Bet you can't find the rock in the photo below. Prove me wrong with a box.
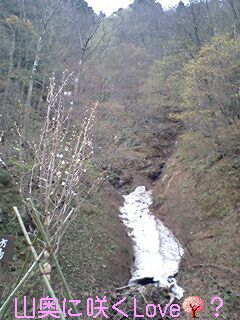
[147,162,165,180]
[110,284,176,319]
[130,277,159,286]
[119,173,133,187]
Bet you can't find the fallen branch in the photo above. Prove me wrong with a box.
[116,283,136,292]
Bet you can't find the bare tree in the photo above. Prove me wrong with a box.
[24,0,64,129]
[16,72,101,288]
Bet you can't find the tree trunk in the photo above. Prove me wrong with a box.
[3,33,16,116]
[190,305,199,318]
[234,22,240,39]
[1,32,16,145]
[38,70,47,112]
[24,36,43,129]
[191,309,198,318]
[26,36,42,108]
[228,0,240,39]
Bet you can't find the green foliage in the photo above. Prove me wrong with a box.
[182,35,240,123]
[173,35,240,218]
[153,194,165,207]
[0,168,12,187]
[140,50,189,119]
[1,0,240,315]
[106,169,121,186]
[0,0,97,135]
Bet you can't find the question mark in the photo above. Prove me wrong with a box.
[211,296,224,318]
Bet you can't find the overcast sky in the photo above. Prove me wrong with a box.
[86,0,186,16]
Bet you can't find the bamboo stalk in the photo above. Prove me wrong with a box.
[27,199,81,319]
[15,236,38,286]
[13,207,66,320]
[0,250,44,319]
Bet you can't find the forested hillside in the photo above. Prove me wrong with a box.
[0,0,240,319]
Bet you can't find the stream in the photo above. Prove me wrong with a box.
[119,186,184,299]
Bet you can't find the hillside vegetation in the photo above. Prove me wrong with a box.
[0,0,240,319]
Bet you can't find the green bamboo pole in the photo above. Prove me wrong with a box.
[27,199,81,319]
[0,250,44,320]
[15,236,38,286]
[13,207,66,320]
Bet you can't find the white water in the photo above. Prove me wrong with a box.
[119,186,184,299]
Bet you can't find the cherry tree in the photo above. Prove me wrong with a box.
[182,296,205,319]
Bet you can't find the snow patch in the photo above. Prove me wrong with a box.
[119,186,184,299]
